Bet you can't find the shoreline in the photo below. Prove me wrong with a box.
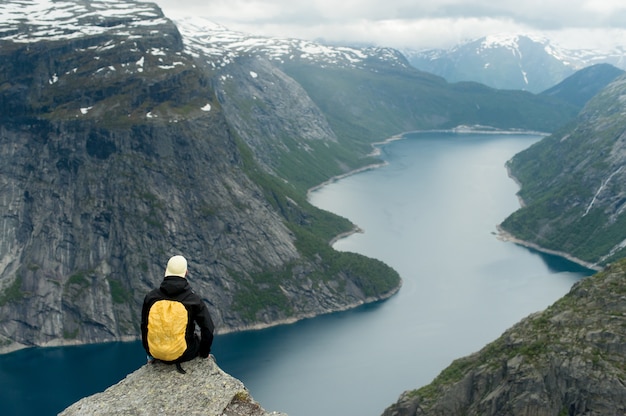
[308,126,546,199]
[218,281,402,335]
[306,160,389,198]
[329,226,364,246]
[496,226,601,272]
[308,127,546,245]
[305,134,403,244]
[0,284,403,356]
[501,153,601,272]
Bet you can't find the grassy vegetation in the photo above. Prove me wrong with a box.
[273,134,380,193]
[500,111,626,265]
[63,328,79,340]
[66,271,90,288]
[230,132,401,319]
[0,275,25,306]
[108,279,133,304]
[232,269,294,322]
[235,131,355,241]
[63,271,92,302]
[413,354,478,401]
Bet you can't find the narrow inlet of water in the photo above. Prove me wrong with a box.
[0,132,593,416]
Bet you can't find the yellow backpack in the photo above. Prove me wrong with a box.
[147,300,188,362]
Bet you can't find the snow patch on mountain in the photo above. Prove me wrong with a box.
[173,16,409,71]
[0,0,411,79]
[404,33,626,92]
[415,33,626,73]
[481,33,545,50]
[0,0,200,85]
[0,0,165,42]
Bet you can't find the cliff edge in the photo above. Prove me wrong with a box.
[60,356,286,416]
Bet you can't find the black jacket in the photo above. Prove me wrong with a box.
[141,276,214,362]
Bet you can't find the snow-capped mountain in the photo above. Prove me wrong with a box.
[0,0,409,74]
[173,17,410,71]
[0,0,192,96]
[404,34,626,93]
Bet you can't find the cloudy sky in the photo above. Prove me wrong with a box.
[155,0,626,50]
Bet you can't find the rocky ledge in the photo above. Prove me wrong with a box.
[60,356,286,416]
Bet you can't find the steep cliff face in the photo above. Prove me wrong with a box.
[60,356,287,416]
[500,74,626,267]
[382,259,626,416]
[0,0,401,352]
[214,55,339,178]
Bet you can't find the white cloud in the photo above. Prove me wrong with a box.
[582,0,626,14]
[155,0,626,50]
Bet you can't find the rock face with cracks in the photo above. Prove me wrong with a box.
[0,0,401,352]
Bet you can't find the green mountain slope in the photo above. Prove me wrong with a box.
[500,74,626,267]
[281,60,578,146]
[541,63,625,109]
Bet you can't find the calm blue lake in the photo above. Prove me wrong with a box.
[0,132,593,416]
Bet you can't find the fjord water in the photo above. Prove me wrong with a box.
[0,132,592,416]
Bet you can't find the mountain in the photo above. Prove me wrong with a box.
[381,258,626,416]
[499,73,626,268]
[0,1,581,352]
[540,63,625,108]
[405,34,626,93]
[0,0,402,352]
[176,18,578,144]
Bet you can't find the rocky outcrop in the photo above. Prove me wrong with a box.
[60,356,287,416]
[382,259,626,416]
[214,55,339,176]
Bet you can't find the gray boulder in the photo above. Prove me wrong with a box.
[60,356,286,416]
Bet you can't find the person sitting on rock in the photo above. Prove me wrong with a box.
[141,255,215,373]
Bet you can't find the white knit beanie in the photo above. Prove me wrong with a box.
[165,255,187,278]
